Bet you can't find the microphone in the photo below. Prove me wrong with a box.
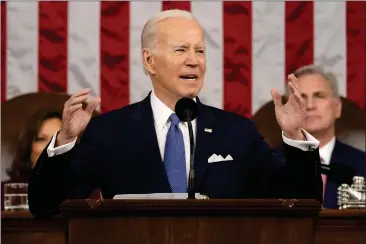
[175,97,198,199]
[320,163,356,185]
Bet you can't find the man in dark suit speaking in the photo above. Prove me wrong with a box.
[28,9,322,217]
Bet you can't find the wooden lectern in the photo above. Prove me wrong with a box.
[61,199,321,244]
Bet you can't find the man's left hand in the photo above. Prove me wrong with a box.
[271,74,305,140]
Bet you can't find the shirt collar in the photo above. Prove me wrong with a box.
[319,137,336,165]
[150,90,197,130]
[151,90,175,130]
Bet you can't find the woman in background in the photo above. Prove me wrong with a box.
[2,109,101,211]
[2,110,62,210]
[7,110,62,181]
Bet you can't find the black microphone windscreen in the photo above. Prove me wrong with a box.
[175,97,198,122]
[322,163,355,185]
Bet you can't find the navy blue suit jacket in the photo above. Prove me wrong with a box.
[323,141,365,209]
[28,94,322,217]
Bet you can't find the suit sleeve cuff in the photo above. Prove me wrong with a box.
[282,129,319,151]
[47,131,77,157]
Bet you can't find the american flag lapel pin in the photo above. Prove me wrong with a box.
[204,128,212,133]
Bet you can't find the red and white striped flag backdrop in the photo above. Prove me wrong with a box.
[1,1,365,117]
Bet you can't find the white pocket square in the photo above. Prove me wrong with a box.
[208,154,234,163]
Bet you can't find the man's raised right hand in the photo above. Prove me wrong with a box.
[56,88,101,146]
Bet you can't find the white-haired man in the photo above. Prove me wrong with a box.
[28,10,322,217]
[278,64,365,208]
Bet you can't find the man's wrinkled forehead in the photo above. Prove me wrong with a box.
[155,17,205,45]
[298,73,329,88]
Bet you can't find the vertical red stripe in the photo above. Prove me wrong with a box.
[162,1,191,11]
[38,2,68,93]
[1,1,6,102]
[346,2,365,108]
[100,1,130,113]
[285,1,314,76]
[223,1,252,117]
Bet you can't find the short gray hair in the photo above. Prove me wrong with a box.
[140,9,196,75]
[293,64,340,97]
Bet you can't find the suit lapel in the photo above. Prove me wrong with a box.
[194,100,216,190]
[131,94,171,192]
[130,95,216,193]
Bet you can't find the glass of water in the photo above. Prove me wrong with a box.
[4,182,29,211]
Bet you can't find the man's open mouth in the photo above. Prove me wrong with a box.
[179,75,198,81]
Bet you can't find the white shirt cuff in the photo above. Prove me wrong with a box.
[282,129,319,151]
[47,131,77,157]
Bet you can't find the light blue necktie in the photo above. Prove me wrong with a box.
[164,113,187,192]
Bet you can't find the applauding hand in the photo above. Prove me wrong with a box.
[271,74,306,140]
[57,88,101,146]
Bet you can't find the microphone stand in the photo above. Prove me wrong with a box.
[187,120,196,199]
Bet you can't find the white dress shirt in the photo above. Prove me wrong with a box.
[47,90,320,178]
[319,137,336,165]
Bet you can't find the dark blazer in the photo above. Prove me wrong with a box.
[28,94,322,217]
[323,141,365,209]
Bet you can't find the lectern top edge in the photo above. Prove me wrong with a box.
[60,198,322,218]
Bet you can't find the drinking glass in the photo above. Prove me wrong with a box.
[4,182,29,211]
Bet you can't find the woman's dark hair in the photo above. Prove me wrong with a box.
[7,109,62,181]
